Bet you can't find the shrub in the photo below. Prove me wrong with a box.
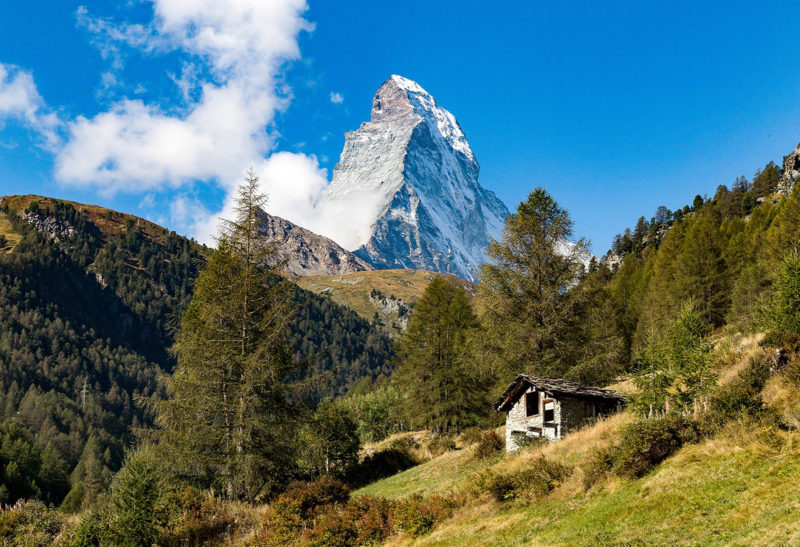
[284,476,350,519]
[0,500,64,544]
[581,448,615,490]
[782,354,800,383]
[305,508,358,547]
[426,435,457,457]
[514,433,545,450]
[611,414,701,478]
[479,457,570,502]
[156,487,234,546]
[708,356,771,427]
[259,477,350,546]
[260,487,461,544]
[260,496,304,546]
[472,429,504,460]
[391,495,459,537]
[345,446,418,488]
[347,496,394,545]
[459,427,483,446]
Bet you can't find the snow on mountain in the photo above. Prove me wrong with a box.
[314,75,509,281]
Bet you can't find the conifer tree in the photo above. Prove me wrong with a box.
[148,169,298,501]
[393,277,483,434]
[477,188,589,379]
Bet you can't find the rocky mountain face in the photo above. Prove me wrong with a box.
[778,141,800,195]
[315,75,509,281]
[259,211,372,277]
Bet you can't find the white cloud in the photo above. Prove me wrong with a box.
[0,63,60,148]
[55,0,313,241]
[252,152,382,250]
[4,1,375,251]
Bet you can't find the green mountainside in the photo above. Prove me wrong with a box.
[0,195,393,509]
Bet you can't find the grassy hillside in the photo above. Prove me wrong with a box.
[296,269,474,333]
[337,334,800,546]
[411,425,800,546]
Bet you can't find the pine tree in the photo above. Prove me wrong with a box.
[147,170,299,501]
[393,277,483,434]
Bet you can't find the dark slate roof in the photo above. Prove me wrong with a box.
[496,374,626,412]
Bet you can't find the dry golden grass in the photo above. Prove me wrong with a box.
[605,377,636,395]
[362,430,433,460]
[0,214,21,252]
[717,332,766,386]
[219,501,267,545]
[763,374,800,429]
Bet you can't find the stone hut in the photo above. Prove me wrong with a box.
[496,375,625,451]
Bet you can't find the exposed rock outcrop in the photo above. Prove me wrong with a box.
[778,141,800,196]
[259,211,372,277]
[22,212,76,244]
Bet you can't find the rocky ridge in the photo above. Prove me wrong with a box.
[778,141,800,195]
[259,210,372,277]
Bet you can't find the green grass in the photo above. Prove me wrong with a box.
[354,446,496,500]
[409,427,800,546]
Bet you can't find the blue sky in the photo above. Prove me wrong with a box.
[1,1,799,253]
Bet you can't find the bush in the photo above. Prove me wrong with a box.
[459,426,484,445]
[581,448,615,490]
[472,429,504,460]
[345,446,419,488]
[284,476,350,519]
[514,433,545,450]
[346,496,394,544]
[391,495,459,537]
[0,500,64,544]
[479,457,570,502]
[426,435,457,457]
[611,414,701,478]
[259,485,461,544]
[260,477,350,546]
[156,487,234,546]
[708,356,771,427]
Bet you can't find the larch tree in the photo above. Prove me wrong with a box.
[477,187,590,381]
[147,169,299,501]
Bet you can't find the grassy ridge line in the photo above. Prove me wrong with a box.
[1,194,178,243]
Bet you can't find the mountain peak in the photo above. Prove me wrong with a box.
[388,74,427,94]
[315,77,509,281]
[374,75,474,161]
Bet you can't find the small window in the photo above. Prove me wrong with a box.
[543,399,555,422]
[525,391,539,416]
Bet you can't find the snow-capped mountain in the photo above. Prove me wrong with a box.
[315,75,509,281]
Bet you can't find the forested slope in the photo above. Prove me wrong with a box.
[0,195,393,508]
